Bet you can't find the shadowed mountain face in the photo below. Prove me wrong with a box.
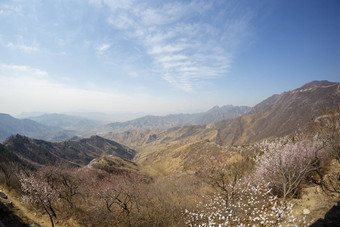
[215,81,340,146]
[2,134,136,166]
[0,200,30,227]
[107,105,251,132]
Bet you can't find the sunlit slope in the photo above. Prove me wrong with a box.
[214,81,340,146]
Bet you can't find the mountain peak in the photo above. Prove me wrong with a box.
[4,134,30,144]
[0,113,11,117]
[297,80,336,90]
[208,105,220,111]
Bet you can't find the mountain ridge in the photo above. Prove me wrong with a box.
[214,81,340,146]
[2,134,136,167]
[107,105,251,132]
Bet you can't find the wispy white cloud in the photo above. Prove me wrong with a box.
[2,35,39,53]
[96,43,111,52]
[0,64,47,78]
[0,3,23,16]
[6,42,38,52]
[89,0,133,10]
[89,0,253,91]
[107,13,135,29]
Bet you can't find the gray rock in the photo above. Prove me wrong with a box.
[0,191,7,200]
[303,208,311,215]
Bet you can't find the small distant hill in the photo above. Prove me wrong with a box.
[3,134,136,166]
[28,113,100,131]
[88,155,139,174]
[107,105,251,132]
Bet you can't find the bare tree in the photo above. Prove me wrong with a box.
[313,107,340,160]
[0,161,16,188]
[198,160,251,204]
[94,172,141,225]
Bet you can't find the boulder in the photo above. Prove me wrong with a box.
[0,191,7,200]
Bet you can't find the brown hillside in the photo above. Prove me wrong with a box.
[215,81,340,146]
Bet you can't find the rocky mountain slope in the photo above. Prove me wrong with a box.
[215,80,340,146]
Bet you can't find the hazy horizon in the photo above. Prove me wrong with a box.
[12,103,251,122]
[1,0,339,116]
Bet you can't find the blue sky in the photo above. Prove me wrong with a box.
[0,0,339,116]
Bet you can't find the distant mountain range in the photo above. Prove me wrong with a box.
[17,112,148,123]
[107,105,251,132]
[100,80,340,175]
[1,105,251,143]
[0,113,75,143]
[2,80,339,153]
[0,80,339,177]
[28,113,100,131]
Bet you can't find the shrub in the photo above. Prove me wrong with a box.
[255,140,327,198]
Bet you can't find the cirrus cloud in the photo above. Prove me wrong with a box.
[90,0,254,91]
